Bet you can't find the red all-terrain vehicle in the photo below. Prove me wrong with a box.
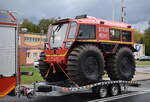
[38,15,136,86]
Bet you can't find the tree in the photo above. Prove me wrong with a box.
[38,18,56,34]
[143,29,150,56]
[20,19,40,33]
[20,18,56,34]
[134,30,143,43]
[32,24,40,33]
[143,21,150,56]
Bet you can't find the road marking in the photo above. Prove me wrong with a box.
[88,91,150,102]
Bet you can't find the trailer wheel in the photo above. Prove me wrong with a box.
[109,84,120,96]
[105,47,135,81]
[97,86,108,98]
[66,45,104,86]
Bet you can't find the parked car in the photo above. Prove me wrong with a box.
[137,56,150,61]
[34,60,39,68]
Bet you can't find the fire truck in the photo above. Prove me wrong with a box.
[0,10,18,98]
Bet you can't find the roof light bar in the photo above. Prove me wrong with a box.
[75,14,87,19]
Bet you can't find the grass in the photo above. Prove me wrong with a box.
[21,61,150,84]
[136,61,150,66]
[21,66,44,84]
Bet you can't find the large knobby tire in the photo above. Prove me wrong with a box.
[105,47,135,81]
[66,45,105,86]
[38,52,67,82]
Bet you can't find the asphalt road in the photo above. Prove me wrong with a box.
[0,80,150,102]
[1,67,150,102]
[136,66,150,72]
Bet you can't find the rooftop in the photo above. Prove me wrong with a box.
[56,15,132,29]
[75,17,131,28]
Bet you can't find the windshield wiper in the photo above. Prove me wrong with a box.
[52,29,55,43]
[52,24,63,44]
[54,24,63,32]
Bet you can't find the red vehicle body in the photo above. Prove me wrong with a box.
[39,15,136,86]
[44,16,134,65]
[0,10,19,97]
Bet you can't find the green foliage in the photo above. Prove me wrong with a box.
[20,19,40,33]
[21,67,44,84]
[143,28,150,56]
[39,18,56,34]
[136,61,150,66]
[143,20,150,56]
[134,30,143,43]
[20,18,56,34]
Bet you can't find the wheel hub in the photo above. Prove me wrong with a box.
[99,87,107,98]
[111,86,119,96]
[83,56,99,80]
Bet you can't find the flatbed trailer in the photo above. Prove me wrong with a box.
[20,80,140,99]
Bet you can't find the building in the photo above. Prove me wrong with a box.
[19,33,47,65]
[134,44,145,59]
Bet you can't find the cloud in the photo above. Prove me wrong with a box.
[0,0,150,28]
[126,0,150,24]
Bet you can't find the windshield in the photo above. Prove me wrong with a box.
[48,23,68,49]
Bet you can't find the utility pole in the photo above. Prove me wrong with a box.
[121,0,126,22]
[112,0,115,21]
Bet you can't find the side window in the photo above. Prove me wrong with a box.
[78,24,96,39]
[122,31,132,42]
[110,29,120,41]
[68,22,77,39]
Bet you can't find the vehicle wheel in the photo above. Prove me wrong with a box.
[38,52,67,82]
[105,47,135,80]
[96,86,108,98]
[109,84,120,96]
[66,45,105,86]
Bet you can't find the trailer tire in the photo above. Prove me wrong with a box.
[109,84,120,96]
[66,45,104,86]
[97,86,108,98]
[105,47,135,81]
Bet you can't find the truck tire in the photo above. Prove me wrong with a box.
[38,52,67,82]
[66,45,104,86]
[105,47,135,81]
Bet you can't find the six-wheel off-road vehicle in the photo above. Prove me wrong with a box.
[38,15,136,86]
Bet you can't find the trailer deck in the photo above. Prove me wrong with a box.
[19,80,140,99]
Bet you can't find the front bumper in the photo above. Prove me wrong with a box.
[45,55,66,64]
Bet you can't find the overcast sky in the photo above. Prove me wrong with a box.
[0,0,150,31]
